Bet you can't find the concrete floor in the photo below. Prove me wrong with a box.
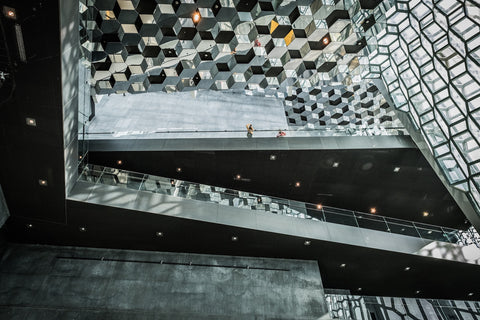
[87,91,288,139]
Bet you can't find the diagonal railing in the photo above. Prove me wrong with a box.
[77,164,480,247]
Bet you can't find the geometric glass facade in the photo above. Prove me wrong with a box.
[370,0,480,219]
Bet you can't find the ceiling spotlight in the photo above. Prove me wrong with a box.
[316,204,322,210]
[176,167,182,173]
[370,207,376,214]
[235,174,241,180]
[423,211,429,217]
[427,230,432,234]
[192,10,201,24]
[269,154,277,161]
[357,287,362,291]
[295,181,301,187]
[79,155,83,160]
[304,240,311,246]
[393,167,400,172]
[79,227,87,232]
[340,263,346,268]
[404,266,411,271]
[231,236,238,241]
[116,160,123,165]
[156,231,163,237]
[38,179,48,186]
[468,292,474,296]
[26,223,33,228]
[332,162,339,168]
[3,7,16,19]
[322,36,330,45]
[415,290,421,294]
[26,117,37,127]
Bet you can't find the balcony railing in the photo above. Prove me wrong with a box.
[324,290,479,320]
[83,126,407,140]
[77,164,480,247]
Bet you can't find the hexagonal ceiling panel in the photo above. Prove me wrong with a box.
[80,0,403,130]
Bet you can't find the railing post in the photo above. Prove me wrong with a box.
[98,166,106,184]
[352,211,360,227]
[413,223,423,239]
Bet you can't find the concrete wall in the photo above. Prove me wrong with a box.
[0,243,328,319]
[60,0,80,194]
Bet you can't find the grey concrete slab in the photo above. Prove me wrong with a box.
[68,182,479,263]
[0,243,327,319]
[86,135,416,152]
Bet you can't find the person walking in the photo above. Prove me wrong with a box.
[246,123,254,138]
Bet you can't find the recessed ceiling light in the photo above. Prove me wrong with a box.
[38,179,48,186]
[156,231,163,237]
[393,167,400,172]
[231,236,238,241]
[235,174,241,180]
[116,160,123,165]
[404,267,411,271]
[295,181,301,187]
[304,240,311,246]
[423,211,429,217]
[269,154,277,161]
[79,227,87,232]
[427,230,432,234]
[26,117,37,126]
[316,204,322,210]
[340,263,346,268]
[79,155,83,160]
[401,228,405,232]
[468,292,474,296]
[322,36,330,45]
[417,167,423,171]
[192,10,201,24]
[176,167,182,173]
[4,7,16,19]
[370,207,376,214]
[26,223,33,228]
[357,287,362,291]
[415,290,421,294]
[332,162,339,167]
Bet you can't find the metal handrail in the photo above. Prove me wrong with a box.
[77,163,480,247]
[82,126,407,139]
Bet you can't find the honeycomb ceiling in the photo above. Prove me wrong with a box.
[81,0,403,129]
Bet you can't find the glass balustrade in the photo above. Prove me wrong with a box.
[77,164,480,247]
[83,126,407,140]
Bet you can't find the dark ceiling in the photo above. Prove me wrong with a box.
[3,200,479,301]
[88,148,468,229]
